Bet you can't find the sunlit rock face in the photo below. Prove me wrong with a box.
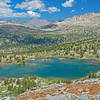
[57,13,100,26]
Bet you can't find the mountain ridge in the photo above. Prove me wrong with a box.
[0,13,100,28]
[0,13,100,52]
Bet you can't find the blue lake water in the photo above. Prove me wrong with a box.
[0,58,100,79]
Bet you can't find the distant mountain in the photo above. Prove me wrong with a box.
[25,18,51,28]
[56,13,100,26]
[42,13,100,33]
[6,13,100,29]
[8,18,52,28]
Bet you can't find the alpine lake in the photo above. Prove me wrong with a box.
[0,57,100,79]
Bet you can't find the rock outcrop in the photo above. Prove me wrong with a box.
[16,79,100,100]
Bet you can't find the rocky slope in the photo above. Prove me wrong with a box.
[42,13,100,34]
[57,13,100,26]
[16,79,100,100]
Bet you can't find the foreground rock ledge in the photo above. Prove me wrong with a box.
[16,81,100,100]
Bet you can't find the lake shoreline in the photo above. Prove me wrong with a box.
[1,54,100,66]
[0,57,100,80]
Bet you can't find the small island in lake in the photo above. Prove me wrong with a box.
[25,63,37,66]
